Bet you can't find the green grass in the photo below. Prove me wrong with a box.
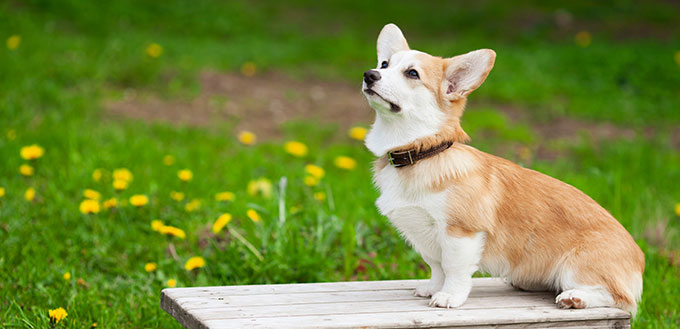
[1,0,680,328]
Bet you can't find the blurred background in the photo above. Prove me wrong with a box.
[1,0,679,327]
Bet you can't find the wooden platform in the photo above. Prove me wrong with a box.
[161,278,630,329]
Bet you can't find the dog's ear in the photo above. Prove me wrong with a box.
[443,49,496,98]
[377,24,410,64]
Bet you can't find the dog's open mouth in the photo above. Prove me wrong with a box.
[364,89,401,112]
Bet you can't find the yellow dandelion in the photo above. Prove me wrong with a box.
[334,156,357,170]
[146,43,163,58]
[237,131,257,145]
[212,213,232,233]
[247,178,272,198]
[247,209,261,222]
[185,256,206,271]
[24,187,35,201]
[167,278,177,287]
[92,169,102,182]
[184,199,201,212]
[163,154,175,166]
[215,191,235,202]
[170,191,185,201]
[20,144,44,160]
[7,35,21,51]
[113,179,129,191]
[151,219,164,231]
[113,168,133,182]
[91,323,97,328]
[0,187,5,198]
[675,203,680,217]
[284,141,308,157]
[178,169,193,182]
[79,199,101,214]
[159,225,186,239]
[575,30,592,47]
[63,272,71,280]
[19,164,34,176]
[304,176,319,186]
[241,61,257,77]
[314,192,326,201]
[675,51,680,67]
[103,197,118,209]
[83,189,101,200]
[144,262,157,272]
[348,126,368,141]
[7,129,16,140]
[129,194,149,207]
[48,307,68,323]
[304,164,325,179]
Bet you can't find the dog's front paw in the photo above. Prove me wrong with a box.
[428,291,467,309]
[414,282,440,298]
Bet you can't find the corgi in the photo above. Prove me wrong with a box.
[362,23,644,315]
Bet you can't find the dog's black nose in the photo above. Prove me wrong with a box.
[364,70,381,85]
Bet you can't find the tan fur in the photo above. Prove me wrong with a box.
[379,52,645,313]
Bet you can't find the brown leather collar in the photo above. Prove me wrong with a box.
[387,141,454,168]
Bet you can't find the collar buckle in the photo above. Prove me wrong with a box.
[388,149,414,168]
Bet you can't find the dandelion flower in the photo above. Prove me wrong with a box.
[575,31,592,47]
[144,262,157,272]
[247,209,261,222]
[167,278,177,287]
[0,187,5,198]
[103,198,118,209]
[284,141,308,157]
[129,194,149,207]
[304,176,319,186]
[163,155,175,166]
[113,168,133,183]
[20,144,44,160]
[237,131,257,145]
[146,43,163,58]
[185,256,206,271]
[334,156,357,170]
[305,164,325,179]
[675,203,680,217]
[348,126,368,141]
[314,192,326,201]
[184,199,201,212]
[178,169,193,182]
[48,307,68,323]
[19,164,34,176]
[24,187,35,201]
[241,61,257,77]
[79,199,101,214]
[170,191,185,201]
[6,35,20,51]
[159,225,186,239]
[151,219,164,231]
[247,178,272,198]
[113,179,128,191]
[215,191,235,202]
[83,189,101,200]
[212,213,232,233]
[92,169,102,182]
[63,272,71,280]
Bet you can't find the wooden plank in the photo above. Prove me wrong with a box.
[160,278,631,329]
[163,278,504,298]
[202,307,629,329]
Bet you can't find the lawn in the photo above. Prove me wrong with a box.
[1,0,680,328]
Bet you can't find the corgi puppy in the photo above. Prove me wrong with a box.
[362,24,644,315]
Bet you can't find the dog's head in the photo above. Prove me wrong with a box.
[362,23,496,156]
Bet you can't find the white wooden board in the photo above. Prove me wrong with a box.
[161,278,630,329]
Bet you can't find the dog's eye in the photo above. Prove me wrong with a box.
[406,69,420,79]
[380,61,388,69]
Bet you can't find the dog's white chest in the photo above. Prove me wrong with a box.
[374,165,448,260]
